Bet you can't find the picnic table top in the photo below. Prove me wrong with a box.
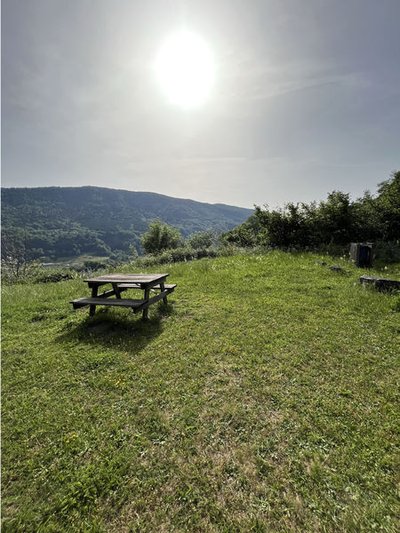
[84,273,169,285]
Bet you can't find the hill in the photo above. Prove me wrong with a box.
[2,252,399,531]
[1,186,252,261]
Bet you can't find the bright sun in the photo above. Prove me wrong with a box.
[155,30,215,109]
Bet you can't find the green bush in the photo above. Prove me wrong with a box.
[1,261,78,285]
[187,231,215,249]
[374,241,400,264]
[1,259,43,284]
[141,221,182,254]
[134,246,224,267]
[222,214,262,248]
[36,270,77,283]
[83,260,109,271]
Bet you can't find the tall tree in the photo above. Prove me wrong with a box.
[141,221,182,254]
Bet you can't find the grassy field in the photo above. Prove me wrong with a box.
[2,252,399,532]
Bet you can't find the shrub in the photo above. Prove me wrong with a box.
[374,241,400,264]
[222,214,262,248]
[83,260,108,271]
[1,261,78,284]
[36,270,77,283]
[134,246,224,267]
[1,259,42,284]
[187,231,215,249]
[141,221,182,254]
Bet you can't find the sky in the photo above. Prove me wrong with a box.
[2,0,400,208]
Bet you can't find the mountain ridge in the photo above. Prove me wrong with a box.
[2,186,252,261]
[3,185,252,209]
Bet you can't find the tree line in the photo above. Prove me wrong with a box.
[223,171,400,255]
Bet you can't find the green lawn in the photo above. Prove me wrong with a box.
[2,252,399,532]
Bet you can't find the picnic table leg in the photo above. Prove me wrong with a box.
[142,288,150,320]
[89,285,98,316]
[160,281,168,305]
[112,283,121,298]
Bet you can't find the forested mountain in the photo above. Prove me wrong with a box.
[2,186,252,261]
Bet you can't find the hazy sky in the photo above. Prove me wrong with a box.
[2,0,400,208]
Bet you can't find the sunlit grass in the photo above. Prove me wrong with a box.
[2,252,399,531]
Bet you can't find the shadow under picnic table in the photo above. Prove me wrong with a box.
[57,303,175,353]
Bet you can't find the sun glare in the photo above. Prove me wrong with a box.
[155,30,215,109]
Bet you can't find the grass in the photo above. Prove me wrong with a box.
[2,251,399,532]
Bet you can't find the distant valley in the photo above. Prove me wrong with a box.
[1,186,252,262]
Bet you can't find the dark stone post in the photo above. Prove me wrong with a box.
[350,243,373,267]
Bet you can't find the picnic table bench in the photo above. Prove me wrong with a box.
[71,273,176,320]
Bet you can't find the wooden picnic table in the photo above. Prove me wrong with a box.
[71,273,176,320]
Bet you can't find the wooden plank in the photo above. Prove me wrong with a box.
[71,299,91,309]
[87,281,108,289]
[136,286,176,312]
[143,276,169,290]
[118,283,177,290]
[111,283,122,299]
[84,273,169,284]
[89,285,98,316]
[71,297,144,309]
[142,287,150,320]
[97,287,127,298]
[71,288,128,308]
[160,281,167,304]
